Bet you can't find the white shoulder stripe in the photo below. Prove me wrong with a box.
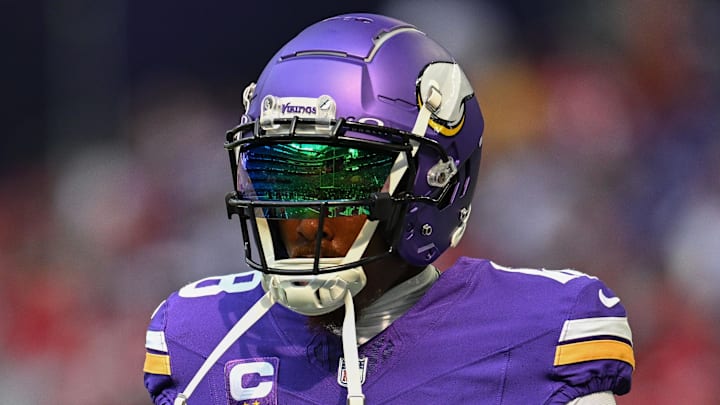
[559,317,632,344]
[490,261,596,284]
[146,330,168,352]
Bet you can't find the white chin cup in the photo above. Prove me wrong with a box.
[261,258,367,316]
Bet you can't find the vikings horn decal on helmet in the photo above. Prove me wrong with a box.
[417,62,475,137]
[224,13,484,315]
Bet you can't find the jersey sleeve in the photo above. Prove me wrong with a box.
[549,278,634,403]
[143,299,180,405]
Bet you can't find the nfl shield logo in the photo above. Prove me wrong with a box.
[337,357,368,387]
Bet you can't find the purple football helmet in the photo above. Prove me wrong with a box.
[225,13,484,284]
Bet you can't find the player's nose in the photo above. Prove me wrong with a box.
[296,218,335,241]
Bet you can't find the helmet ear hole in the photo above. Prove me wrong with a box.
[460,159,474,198]
[383,170,413,245]
[438,157,475,209]
[437,182,460,210]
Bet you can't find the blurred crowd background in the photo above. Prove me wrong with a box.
[2,1,719,403]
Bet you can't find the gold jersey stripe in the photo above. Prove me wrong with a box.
[554,339,635,369]
[143,352,171,375]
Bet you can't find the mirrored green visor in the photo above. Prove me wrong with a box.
[237,143,396,219]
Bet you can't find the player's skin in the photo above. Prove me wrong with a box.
[277,216,424,328]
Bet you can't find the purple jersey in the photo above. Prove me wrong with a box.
[143,258,634,404]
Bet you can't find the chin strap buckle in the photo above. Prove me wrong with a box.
[347,394,366,405]
[173,393,188,405]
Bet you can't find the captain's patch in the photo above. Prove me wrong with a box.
[225,357,279,405]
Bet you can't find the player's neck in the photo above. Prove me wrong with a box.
[355,265,440,344]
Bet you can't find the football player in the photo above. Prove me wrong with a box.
[143,13,634,405]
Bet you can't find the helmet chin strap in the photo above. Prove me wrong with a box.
[342,291,365,405]
[262,259,366,316]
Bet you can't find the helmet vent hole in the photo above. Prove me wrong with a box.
[462,175,471,197]
[460,160,473,198]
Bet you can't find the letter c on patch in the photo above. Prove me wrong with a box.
[228,361,275,400]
